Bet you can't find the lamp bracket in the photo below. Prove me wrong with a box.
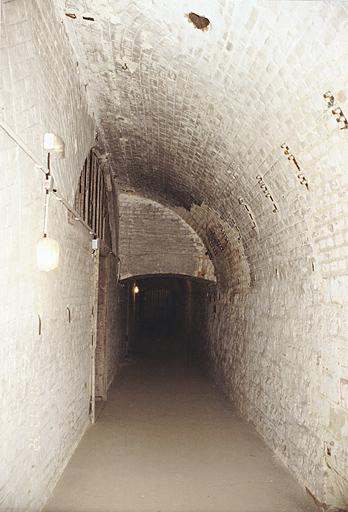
[44,175,55,192]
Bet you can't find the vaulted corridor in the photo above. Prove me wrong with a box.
[1,0,348,511]
[44,336,316,512]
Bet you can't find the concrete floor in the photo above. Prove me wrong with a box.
[44,344,317,512]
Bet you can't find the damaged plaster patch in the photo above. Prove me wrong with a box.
[186,12,210,31]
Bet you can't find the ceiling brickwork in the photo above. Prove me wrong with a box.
[58,0,348,284]
[118,193,215,281]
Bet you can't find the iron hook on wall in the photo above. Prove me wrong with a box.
[281,143,309,191]
[256,175,279,213]
[323,91,348,129]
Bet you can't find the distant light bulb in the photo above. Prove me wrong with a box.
[37,236,60,271]
[133,285,140,294]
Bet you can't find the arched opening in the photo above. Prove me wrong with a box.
[121,274,214,363]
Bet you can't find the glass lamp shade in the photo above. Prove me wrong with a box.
[37,236,60,271]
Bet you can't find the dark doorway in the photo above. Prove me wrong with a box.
[122,274,212,362]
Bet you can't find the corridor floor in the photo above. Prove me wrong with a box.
[44,346,317,512]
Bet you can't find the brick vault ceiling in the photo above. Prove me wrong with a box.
[58,0,348,259]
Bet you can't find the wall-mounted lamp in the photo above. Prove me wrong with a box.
[133,285,140,294]
[37,134,64,272]
[0,122,97,267]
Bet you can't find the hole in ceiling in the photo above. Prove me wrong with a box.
[186,12,210,31]
[82,15,95,21]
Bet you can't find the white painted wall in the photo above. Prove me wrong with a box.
[0,0,96,508]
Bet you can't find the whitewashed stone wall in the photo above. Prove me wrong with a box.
[0,0,96,509]
[207,275,348,510]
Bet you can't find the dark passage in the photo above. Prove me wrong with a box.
[124,275,211,363]
[133,276,185,339]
